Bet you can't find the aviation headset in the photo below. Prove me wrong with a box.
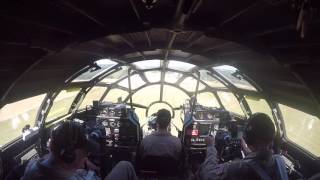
[243,119,255,145]
[51,121,86,163]
[243,113,275,146]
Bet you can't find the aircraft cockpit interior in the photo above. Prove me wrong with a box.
[1,0,320,180]
[1,59,319,179]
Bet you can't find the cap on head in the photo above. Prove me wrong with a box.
[156,109,171,129]
[244,113,275,146]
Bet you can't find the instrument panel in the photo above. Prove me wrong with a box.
[101,118,121,129]
[90,102,141,147]
[182,102,245,162]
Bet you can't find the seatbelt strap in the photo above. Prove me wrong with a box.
[274,155,289,180]
[246,160,272,180]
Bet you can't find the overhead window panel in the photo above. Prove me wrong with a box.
[199,70,226,88]
[197,92,220,108]
[279,104,320,156]
[217,91,244,116]
[104,89,129,103]
[179,77,206,92]
[162,85,189,108]
[101,66,129,84]
[213,65,257,91]
[132,60,161,70]
[144,71,161,83]
[73,59,117,82]
[132,85,161,107]
[168,60,195,72]
[165,71,183,84]
[118,74,145,89]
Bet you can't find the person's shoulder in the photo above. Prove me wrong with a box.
[142,134,155,140]
[168,135,181,141]
[167,135,182,147]
[141,134,156,143]
[227,159,250,172]
[22,159,41,179]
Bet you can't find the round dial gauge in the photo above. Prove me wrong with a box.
[102,120,109,127]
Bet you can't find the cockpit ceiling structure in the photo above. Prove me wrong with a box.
[1,0,320,117]
[2,29,319,117]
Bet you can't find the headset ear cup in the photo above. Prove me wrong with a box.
[244,134,253,145]
[60,147,76,163]
[244,124,254,145]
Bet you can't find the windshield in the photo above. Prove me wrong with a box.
[79,87,106,109]
[47,89,81,122]
[73,59,117,82]
[85,60,245,133]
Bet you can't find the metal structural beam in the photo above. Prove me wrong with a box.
[60,0,105,27]
[219,1,261,27]
[128,0,142,21]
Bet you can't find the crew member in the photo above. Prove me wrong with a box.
[22,121,137,180]
[198,113,288,180]
[139,109,182,160]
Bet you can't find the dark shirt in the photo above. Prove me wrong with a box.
[21,156,100,180]
[140,131,182,160]
[198,145,288,180]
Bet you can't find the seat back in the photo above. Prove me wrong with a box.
[139,156,179,177]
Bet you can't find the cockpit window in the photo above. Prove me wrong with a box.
[73,59,117,82]
[133,107,147,124]
[103,88,129,103]
[162,85,189,108]
[279,104,320,156]
[167,61,195,72]
[47,89,81,122]
[79,86,106,109]
[144,71,161,83]
[101,66,129,84]
[165,71,183,84]
[199,70,226,88]
[132,60,161,70]
[245,96,273,121]
[118,74,145,89]
[197,92,220,108]
[0,94,46,147]
[74,60,261,123]
[132,85,161,106]
[217,91,244,116]
[213,65,257,91]
[179,77,206,92]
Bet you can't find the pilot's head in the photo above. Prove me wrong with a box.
[156,109,171,129]
[49,121,89,169]
[243,113,275,149]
